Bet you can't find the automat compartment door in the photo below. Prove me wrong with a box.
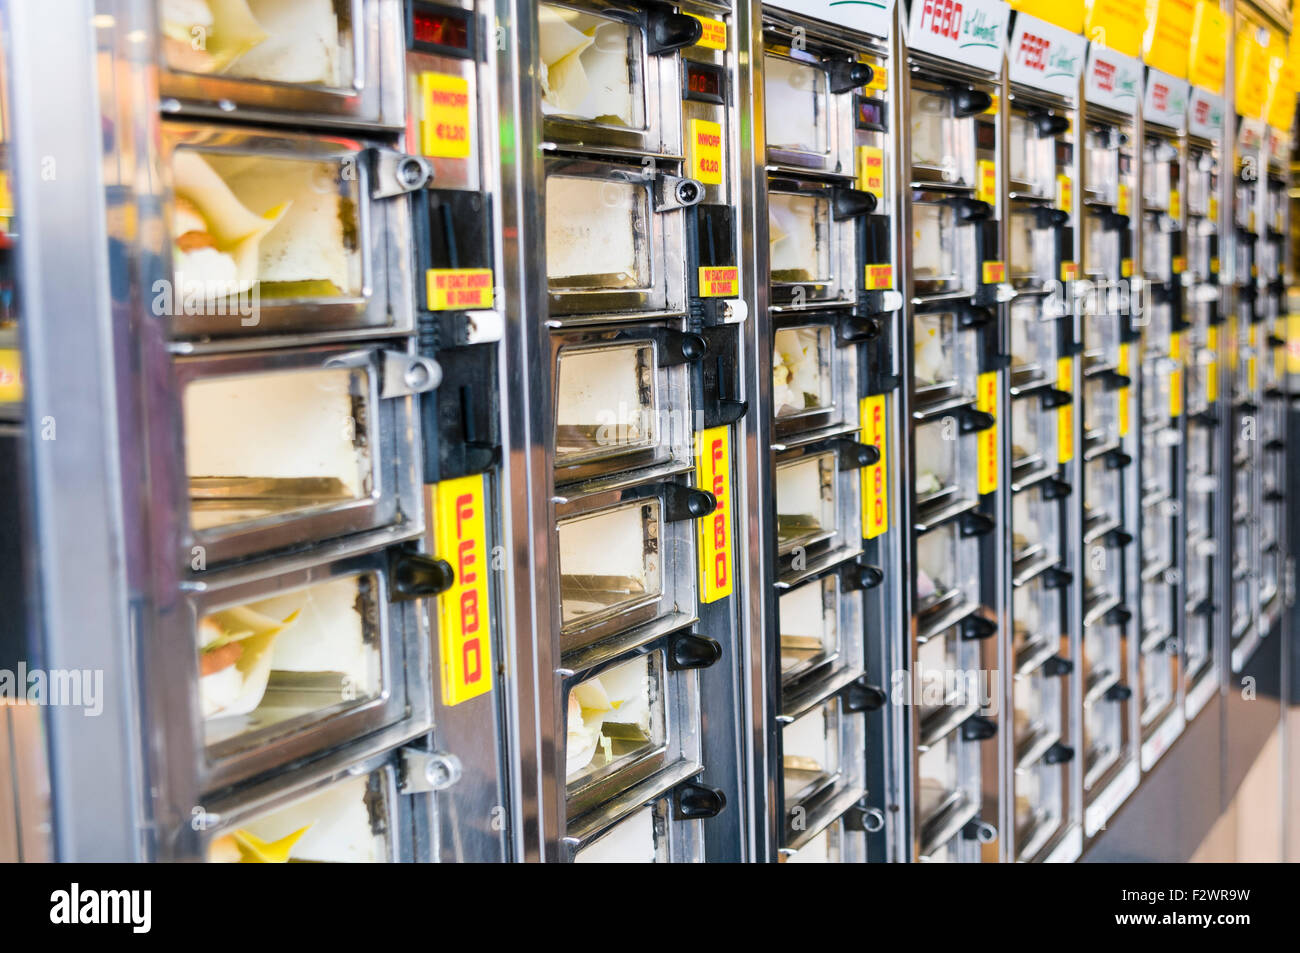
[537,0,701,155]
[188,552,417,792]
[176,344,433,566]
[162,124,424,342]
[545,156,700,318]
[157,0,400,126]
[764,41,867,176]
[204,754,406,862]
[767,179,859,306]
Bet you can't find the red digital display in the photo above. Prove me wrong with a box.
[413,8,470,52]
[684,63,725,103]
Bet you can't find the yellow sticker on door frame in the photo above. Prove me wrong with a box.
[433,474,493,706]
[1057,356,1074,463]
[688,118,723,185]
[419,72,472,159]
[977,371,998,495]
[861,394,889,539]
[696,426,734,602]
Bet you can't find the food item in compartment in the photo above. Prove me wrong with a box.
[915,470,941,497]
[539,5,635,127]
[565,659,653,782]
[914,314,951,386]
[164,0,348,87]
[171,150,285,302]
[772,328,826,416]
[208,825,310,863]
[197,605,300,718]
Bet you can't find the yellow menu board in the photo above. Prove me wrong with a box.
[1235,29,1271,119]
[1011,0,1085,33]
[1144,0,1195,79]
[1084,0,1146,57]
[1265,49,1296,130]
[1187,1,1229,94]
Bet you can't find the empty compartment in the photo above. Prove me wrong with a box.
[1009,297,1055,389]
[916,625,976,722]
[783,699,840,807]
[914,310,978,396]
[180,364,371,538]
[574,803,667,863]
[1082,211,1117,278]
[1141,214,1172,281]
[917,729,980,859]
[916,519,980,616]
[1013,575,1060,673]
[1011,397,1055,479]
[765,53,831,161]
[1008,111,1055,197]
[1140,648,1173,725]
[207,767,395,862]
[565,652,666,795]
[911,195,975,297]
[553,329,686,478]
[1016,760,1064,857]
[547,171,650,296]
[558,499,663,635]
[1085,125,1119,205]
[775,451,837,554]
[779,574,839,682]
[1008,205,1055,288]
[910,85,973,185]
[1013,670,1060,756]
[1083,695,1121,788]
[769,186,850,303]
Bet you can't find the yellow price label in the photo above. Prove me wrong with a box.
[1169,331,1183,417]
[857,146,885,199]
[688,13,727,50]
[1118,342,1131,436]
[419,72,472,159]
[688,118,723,185]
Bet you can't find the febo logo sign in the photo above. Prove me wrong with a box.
[1152,82,1168,110]
[1018,29,1049,71]
[918,0,962,39]
[1008,15,1086,96]
[1093,59,1116,93]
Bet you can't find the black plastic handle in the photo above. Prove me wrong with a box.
[951,87,993,118]
[647,9,702,54]
[843,676,887,713]
[961,714,998,742]
[674,781,726,820]
[832,187,878,220]
[662,483,717,522]
[841,562,885,592]
[1043,655,1074,677]
[827,58,874,94]
[669,633,723,671]
[390,551,455,601]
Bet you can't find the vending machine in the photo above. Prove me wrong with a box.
[521,0,745,861]
[1001,9,1087,864]
[1077,40,1143,840]
[751,0,901,863]
[1182,80,1228,724]
[901,0,1011,862]
[1134,67,1188,770]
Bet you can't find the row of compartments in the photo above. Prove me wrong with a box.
[197,740,717,863]
[156,0,734,152]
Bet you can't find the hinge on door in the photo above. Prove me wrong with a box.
[399,748,463,794]
[368,149,434,199]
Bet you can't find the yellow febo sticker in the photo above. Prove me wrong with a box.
[1057,356,1074,464]
[688,13,727,50]
[427,268,494,310]
[696,426,734,603]
[1169,188,1180,220]
[0,350,21,404]
[1057,174,1073,214]
[698,266,739,297]
[982,261,1005,284]
[977,159,997,205]
[860,394,889,539]
[1117,184,1130,217]
[1117,343,1131,437]
[419,72,472,159]
[689,118,723,186]
[1169,331,1183,417]
[1206,325,1219,401]
[433,474,494,706]
[857,146,885,200]
[976,371,998,495]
